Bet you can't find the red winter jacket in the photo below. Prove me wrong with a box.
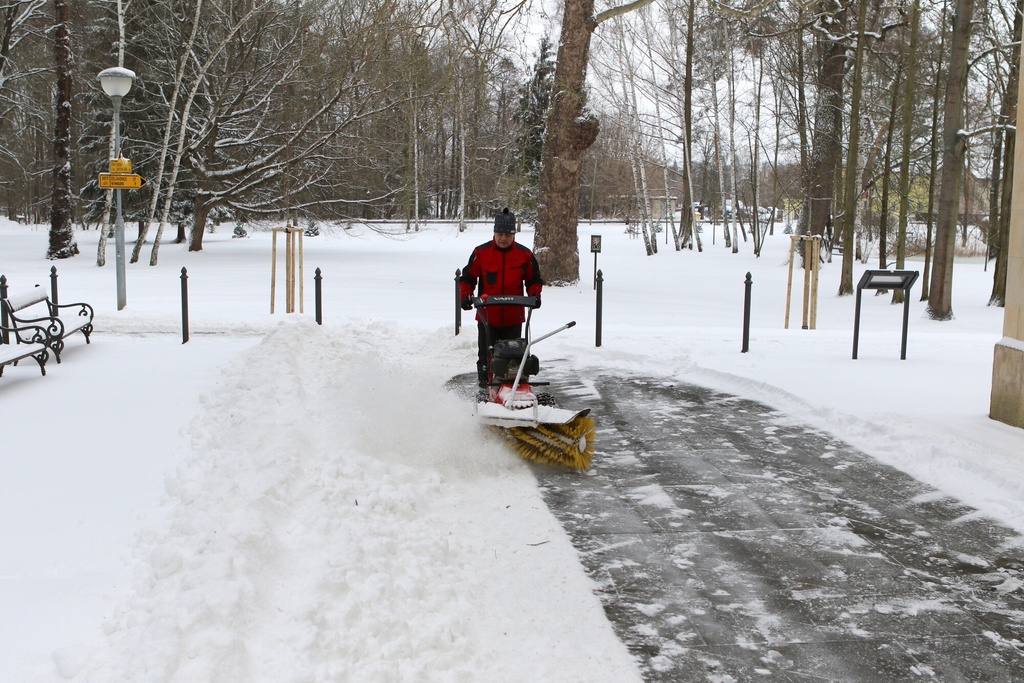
[459,239,543,327]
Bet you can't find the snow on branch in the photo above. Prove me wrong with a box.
[594,0,656,27]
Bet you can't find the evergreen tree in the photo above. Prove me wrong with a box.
[509,36,554,220]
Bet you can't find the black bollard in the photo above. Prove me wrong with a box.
[50,266,59,306]
[455,269,462,336]
[314,268,323,325]
[180,267,189,344]
[595,269,603,348]
[742,272,752,353]
[0,274,8,344]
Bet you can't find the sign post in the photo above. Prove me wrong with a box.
[99,172,146,189]
[852,270,920,360]
[591,235,602,290]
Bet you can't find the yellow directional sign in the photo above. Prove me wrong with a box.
[99,173,146,189]
[109,158,132,174]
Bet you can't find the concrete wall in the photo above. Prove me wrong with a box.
[990,48,1024,429]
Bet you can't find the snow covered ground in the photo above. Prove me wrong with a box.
[1,217,1019,681]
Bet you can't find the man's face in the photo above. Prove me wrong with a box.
[494,231,515,248]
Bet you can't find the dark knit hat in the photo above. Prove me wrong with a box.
[493,208,516,234]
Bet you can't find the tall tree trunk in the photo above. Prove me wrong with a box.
[669,4,700,251]
[190,199,209,250]
[535,0,654,284]
[894,0,920,305]
[724,26,741,253]
[618,25,655,256]
[799,3,846,244]
[459,102,466,232]
[682,0,696,249]
[993,129,1014,304]
[751,48,764,257]
[710,58,731,249]
[412,90,421,232]
[877,74,900,277]
[990,0,1022,306]
[535,0,600,284]
[630,158,654,255]
[640,9,676,251]
[47,0,76,260]
[927,0,975,320]
[796,25,809,188]
[837,0,869,295]
[988,90,1004,272]
[921,0,949,301]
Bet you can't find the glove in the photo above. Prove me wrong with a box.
[533,295,542,309]
[461,297,473,311]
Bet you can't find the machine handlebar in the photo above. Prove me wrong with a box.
[473,295,538,309]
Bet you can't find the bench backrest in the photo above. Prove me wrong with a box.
[2,288,48,314]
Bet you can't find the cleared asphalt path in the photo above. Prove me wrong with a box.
[524,371,1024,682]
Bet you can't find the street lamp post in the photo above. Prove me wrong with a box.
[97,67,136,311]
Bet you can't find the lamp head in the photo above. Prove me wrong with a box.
[97,67,136,99]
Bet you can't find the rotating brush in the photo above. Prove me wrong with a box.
[497,414,596,471]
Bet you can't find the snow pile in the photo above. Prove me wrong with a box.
[56,322,639,682]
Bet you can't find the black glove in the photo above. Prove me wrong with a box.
[461,297,474,311]
[533,295,542,309]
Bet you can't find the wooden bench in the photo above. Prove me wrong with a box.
[1,287,94,363]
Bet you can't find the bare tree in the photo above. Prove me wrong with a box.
[798,2,847,246]
[534,0,654,284]
[130,0,203,264]
[836,0,869,295]
[927,0,975,320]
[988,0,1022,306]
[893,0,921,306]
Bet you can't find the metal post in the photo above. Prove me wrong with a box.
[112,94,127,311]
[50,266,59,306]
[270,229,278,313]
[901,293,911,360]
[595,269,604,348]
[180,267,189,344]
[742,272,752,353]
[314,267,323,325]
[784,236,796,329]
[852,285,864,360]
[455,269,462,336]
[0,274,8,344]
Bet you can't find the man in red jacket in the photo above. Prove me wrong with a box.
[459,208,544,387]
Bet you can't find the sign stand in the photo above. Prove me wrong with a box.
[852,270,919,360]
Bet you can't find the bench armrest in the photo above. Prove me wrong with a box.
[0,321,54,346]
[6,311,65,339]
[50,300,95,322]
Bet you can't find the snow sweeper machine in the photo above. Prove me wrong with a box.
[471,295,596,470]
